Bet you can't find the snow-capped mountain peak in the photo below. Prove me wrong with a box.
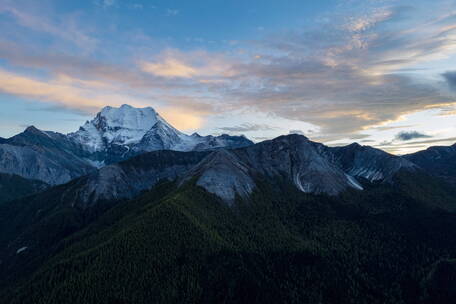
[68,104,254,157]
[98,104,161,132]
[69,104,175,151]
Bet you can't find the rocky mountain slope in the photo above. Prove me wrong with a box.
[61,150,209,208]
[4,134,416,208]
[183,135,417,202]
[0,126,95,185]
[405,143,456,184]
[0,133,455,304]
[0,105,253,184]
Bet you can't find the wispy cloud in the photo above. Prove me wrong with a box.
[0,68,138,113]
[289,130,305,135]
[394,131,431,141]
[0,66,213,130]
[165,9,179,16]
[376,136,456,153]
[0,4,97,50]
[141,58,197,78]
[94,0,116,8]
[374,125,416,131]
[130,3,143,10]
[219,123,277,133]
[0,0,455,147]
[217,3,456,140]
[140,49,234,79]
[442,71,456,91]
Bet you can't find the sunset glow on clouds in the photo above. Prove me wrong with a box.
[0,0,456,154]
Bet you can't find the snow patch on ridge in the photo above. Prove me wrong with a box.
[16,246,28,254]
[345,174,364,190]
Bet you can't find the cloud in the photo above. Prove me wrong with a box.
[142,58,197,78]
[442,71,456,91]
[0,5,97,50]
[376,136,456,153]
[0,42,219,91]
[218,3,456,140]
[253,136,272,141]
[394,131,432,141]
[166,9,179,16]
[219,123,277,132]
[0,68,141,113]
[349,134,370,140]
[94,0,116,8]
[130,3,143,10]
[103,0,115,7]
[289,130,305,135]
[374,124,415,131]
[437,104,456,116]
[159,109,204,130]
[0,67,210,130]
[140,49,234,79]
[0,0,456,144]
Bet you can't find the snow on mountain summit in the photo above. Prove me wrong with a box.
[69,104,178,151]
[69,104,253,154]
[98,104,173,135]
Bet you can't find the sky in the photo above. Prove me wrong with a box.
[0,0,456,154]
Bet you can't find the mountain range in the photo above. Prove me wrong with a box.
[0,104,252,186]
[0,105,455,304]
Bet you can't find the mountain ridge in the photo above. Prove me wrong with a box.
[0,133,455,303]
[6,133,421,208]
[182,134,418,202]
[404,143,456,185]
[0,105,454,205]
[0,105,253,184]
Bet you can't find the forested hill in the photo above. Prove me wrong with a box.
[2,172,456,304]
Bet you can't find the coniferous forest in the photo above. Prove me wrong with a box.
[1,171,455,304]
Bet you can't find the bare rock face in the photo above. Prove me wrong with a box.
[0,127,94,185]
[58,150,209,209]
[235,135,357,195]
[181,135,355,201]
[182,149,255,204]
[181,134,417,202]
[329,143,417,182]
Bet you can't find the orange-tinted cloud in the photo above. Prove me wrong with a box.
[0,68,146,113]
[141,58,197,78]
[159,109,203,130]
[140,49,235,79]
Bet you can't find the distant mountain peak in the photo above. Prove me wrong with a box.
[69,104,169,151]
[345,142,361,148]
[97,104,162,133]
[68,104,253,158]
[24,125,40,132]
[274,133,310,143]
[22,125,51,137]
